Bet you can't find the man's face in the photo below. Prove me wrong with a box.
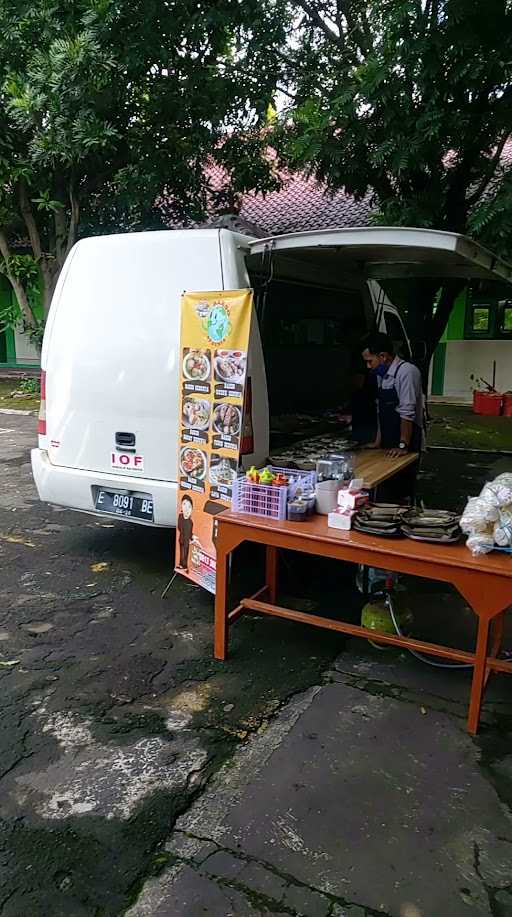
[182,499,192,520]
[362,347,384,371]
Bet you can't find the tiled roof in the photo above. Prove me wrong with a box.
[164,140,512,237]
[235,172,374,235]
[163,162,374,235]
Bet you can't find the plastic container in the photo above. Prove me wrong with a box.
[328,510,354,530]
[287,499,308,522]
[316,453,353,482]
[232,466,316,520]
[473,390,502,416]
[503,393,512,417]
[315,480,340,515]
[305,494,316,516]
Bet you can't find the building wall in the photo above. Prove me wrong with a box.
[0,274,42,368]
[442,340,512,399]
[13,327,40,365]
[430,287,512,400]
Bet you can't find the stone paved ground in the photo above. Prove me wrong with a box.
[0,414,511,917]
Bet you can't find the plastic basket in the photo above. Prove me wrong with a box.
[232,466,316,520]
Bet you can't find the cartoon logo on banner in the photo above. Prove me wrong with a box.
[175,290,253,594]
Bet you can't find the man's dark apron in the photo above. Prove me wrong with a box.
[378,360,422,451]
[377,360,422,502]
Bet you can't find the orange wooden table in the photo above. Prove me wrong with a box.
[214,512,512,734]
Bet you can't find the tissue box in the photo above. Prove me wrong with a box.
[328,510,355,530]
[337,490,369,511]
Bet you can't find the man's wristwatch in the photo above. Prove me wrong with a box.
[399,441,409,451]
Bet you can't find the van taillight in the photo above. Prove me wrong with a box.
[240,377,254,455]
[38,370,46,435]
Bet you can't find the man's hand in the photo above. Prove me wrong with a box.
[387,447,406,458]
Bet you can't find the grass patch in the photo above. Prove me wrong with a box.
[0,378,39,411]
[428,404,512,451]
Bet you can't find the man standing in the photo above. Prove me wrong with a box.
[361,331,424,502]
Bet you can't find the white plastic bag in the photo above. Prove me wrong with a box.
[494,505,512,546]
[466,533,495,555]
[460,497,498,532]
[482,481,512,509]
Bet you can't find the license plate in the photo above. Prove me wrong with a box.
[95,490,154,521]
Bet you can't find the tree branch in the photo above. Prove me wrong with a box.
[18,178,43,261]
[428,279,466,359]
[273,47,303,72]
[335,0,344,43]
[292,0,344,48]
[54,204,67,265]
[466,132,510,206]
[276,83,296,100]
[66,180,80,256]
[0,229,36,325]
[18,177,56,310]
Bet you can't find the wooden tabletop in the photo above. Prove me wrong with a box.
[219,511,512,579]
[352,449,419,489]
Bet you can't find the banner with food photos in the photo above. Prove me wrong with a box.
[175,289,253,593]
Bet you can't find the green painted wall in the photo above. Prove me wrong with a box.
[0,275,13,365]
[0,272,43,367]
[446,290,468,340]
[441,289,468,342]
[432,288,468,395]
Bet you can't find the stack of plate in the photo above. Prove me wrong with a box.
[400,509,461,544]
[353,504,408,536]
[353,505,461,543]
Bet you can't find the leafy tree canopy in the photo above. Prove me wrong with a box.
[0,0,284,330]
[273,0,512,359]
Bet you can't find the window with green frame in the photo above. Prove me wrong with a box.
[465,303,493,338]
[498,300,512,336]
[465,299,512,339]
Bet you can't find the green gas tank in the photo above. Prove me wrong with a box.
[361,591,413,640]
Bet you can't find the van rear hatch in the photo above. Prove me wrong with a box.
[247,227,512,282]
[43,230,223,481]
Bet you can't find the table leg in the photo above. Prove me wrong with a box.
[214,544,229,661]
[266,546,278,604]
[484,613,505,688]
[468,616,491,735]
[491,613,505,657]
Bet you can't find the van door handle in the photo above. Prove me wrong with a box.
[115,432,136,451]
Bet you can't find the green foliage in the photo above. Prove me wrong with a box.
[19,317,45,350]
[17,374,40,394]
[0,0,286,325]
[274,0,512,354]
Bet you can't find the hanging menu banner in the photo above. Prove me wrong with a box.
[175,290,253,593]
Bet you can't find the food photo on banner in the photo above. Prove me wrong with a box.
[175,290,253,593]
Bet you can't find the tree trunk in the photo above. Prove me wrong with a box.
[426,278,466,364]
[42,260,63,318]
[0,229,39,327]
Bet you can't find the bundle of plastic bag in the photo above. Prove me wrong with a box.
[461,473,512,555]
[481,480,512,509]
[460,497,498,532]
[494,505,512,547]
[495,472,512,490]
[466,533,496,555]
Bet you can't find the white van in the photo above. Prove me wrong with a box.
[31,226,418,527]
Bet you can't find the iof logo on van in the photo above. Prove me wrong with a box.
[111,452,144,472]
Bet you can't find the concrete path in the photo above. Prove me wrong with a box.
[129,649,512,917]
[1,415,511,916]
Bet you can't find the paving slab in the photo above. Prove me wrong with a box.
[131,677,512,917]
